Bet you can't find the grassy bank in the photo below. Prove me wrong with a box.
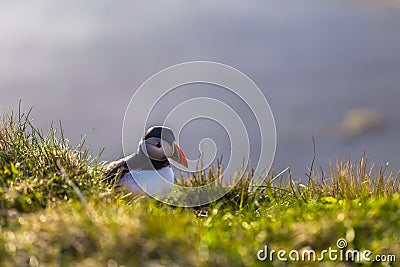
[0,111,399,266]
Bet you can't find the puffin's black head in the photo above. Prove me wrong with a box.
[141,126,188,168]
[144,126,176,145]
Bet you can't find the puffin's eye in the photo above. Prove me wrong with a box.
[155,142,162,148]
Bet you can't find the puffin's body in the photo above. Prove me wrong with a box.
[105,126,188,197]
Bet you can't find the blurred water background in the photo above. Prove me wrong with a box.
[1,1,400,180]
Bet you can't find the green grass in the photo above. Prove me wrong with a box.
[0,110,399,266]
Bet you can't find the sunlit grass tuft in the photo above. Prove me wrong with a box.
[0,109,105,213]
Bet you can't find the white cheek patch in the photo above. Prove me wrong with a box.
[140,138,164,160]
[140,138,173,160]
[145,143,166,160]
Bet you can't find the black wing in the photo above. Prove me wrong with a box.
[103,158,130,185]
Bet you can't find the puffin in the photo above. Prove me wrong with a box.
[105,126,188,197]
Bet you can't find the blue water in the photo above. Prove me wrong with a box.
[1,1,400,180]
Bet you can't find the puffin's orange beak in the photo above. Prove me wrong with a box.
[170,141,188,168]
